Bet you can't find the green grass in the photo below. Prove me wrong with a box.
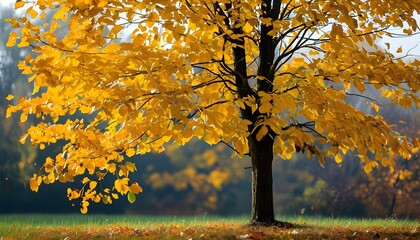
[292,215,419,228]
[0,214,247,227]
[0,214,418,239]
[1,214,417,227]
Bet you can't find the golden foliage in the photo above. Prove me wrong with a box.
[6,0,419,213]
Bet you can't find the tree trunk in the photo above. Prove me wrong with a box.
[388,173,400,217]
[249,135,276,225]
[248,135,295,227]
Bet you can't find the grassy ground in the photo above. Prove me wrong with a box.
[0,214,418,239]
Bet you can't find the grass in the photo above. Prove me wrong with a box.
[0,214,418,239]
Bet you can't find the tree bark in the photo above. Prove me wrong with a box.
[247,134,295,227]
[249,135,276,225]
[388,173,400,217]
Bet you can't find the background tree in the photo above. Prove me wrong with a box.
[0,3,37,212]
[6,0,419,225]
[147,139,247,212]
[355,109,420,218]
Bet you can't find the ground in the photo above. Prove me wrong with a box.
[0,215,418,239]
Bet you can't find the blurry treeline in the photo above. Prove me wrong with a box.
[0,5,418,218]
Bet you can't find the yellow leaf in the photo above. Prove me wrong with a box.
[14,1,25,9]
[259,102,271,113]
[6,107,12,118]
[93,195,101,203]
[403,28,413,35]
[371,102,379,112]
[334,154,343,163]
[82,177,90,184]
[396,46,402,53]
[40,12,47,21]
[256,125,268,141]
[281,147,293,159]
[114,178,129,194]
[30,175,41,192]
[364,163,373,173]
[126,148,136,157]
[286,145,295,154]
[82,200,89,207]
[6,32,18,47]
[243,22,253,33]
[232,137,247,157]
[148,11,159,22]
[126,162,136,172]
[47,172,55,183]
[17,37,29,48]
[106,163,116,173]
[182,127,193,140]
[80,206,88,214]
[330,24,344,39]
[236,100,246,109]
[6,94,14,101]
[129,183,143,194]
[89,181,97,189]
[103,43,120,53]
[309,50,318,56]
[53,7,70,20]
[20,113,28,122]
[293,58,305,63]
[27,7,38,19]
[109,25,124,38]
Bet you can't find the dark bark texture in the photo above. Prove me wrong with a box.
[249,135,275,225]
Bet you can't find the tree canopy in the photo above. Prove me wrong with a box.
[6,0,419,219]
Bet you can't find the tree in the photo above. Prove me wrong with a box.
[355,109,420,218]
[0,3,38,212]
[6,0,419,225]
[146,139,248,213]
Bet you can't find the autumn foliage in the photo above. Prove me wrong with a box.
[5,0,419,220]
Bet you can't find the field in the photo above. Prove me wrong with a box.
[0,214,418,239]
